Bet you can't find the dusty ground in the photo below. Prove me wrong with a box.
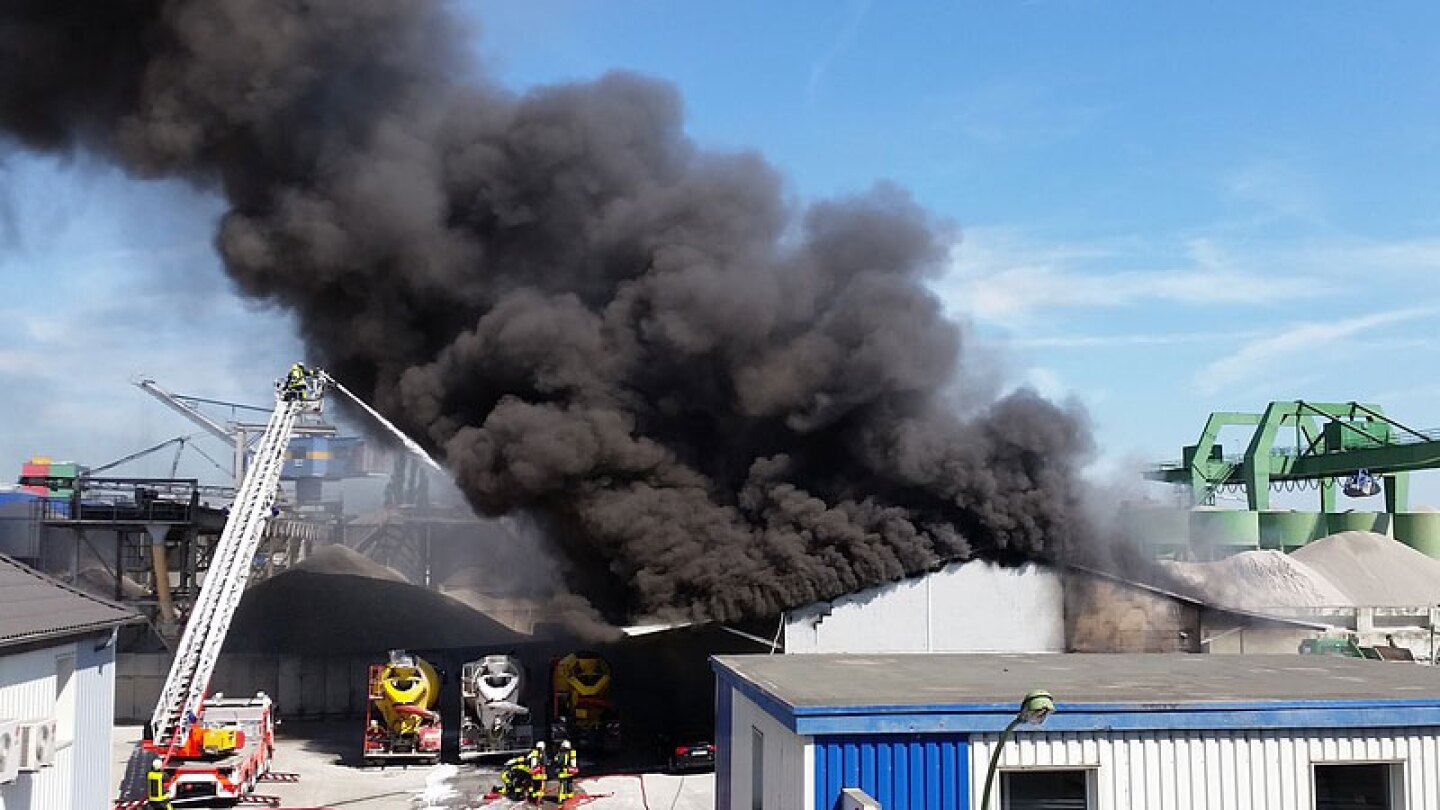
[112,723,713,809]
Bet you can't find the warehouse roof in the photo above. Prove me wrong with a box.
[0,553,139,649]
[713,653,1440,735]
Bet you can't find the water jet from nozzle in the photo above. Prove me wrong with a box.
[325,375,443,472]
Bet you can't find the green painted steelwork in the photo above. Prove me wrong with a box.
[1148,401,1440,512]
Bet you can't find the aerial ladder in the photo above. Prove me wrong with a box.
[127,366,326,806]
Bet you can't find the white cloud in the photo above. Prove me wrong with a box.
[1302,237,1440,277]
[1222,159,1325,224]
[936,228,1326,327]
[941,78,1105,149]
[1011,329,1267,350]
[0,255,302,477]
[1194,307,1440,395]
[937,226,1440,336]
[0,349,52,378]
[806,0,873,101]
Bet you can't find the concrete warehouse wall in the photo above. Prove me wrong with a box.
[115,653,379,723]
[971,726,1440,809]
[783,560,1065,653]
[1198,613,1315,655]
[1217,606,1440,661]
[119,630,754,736]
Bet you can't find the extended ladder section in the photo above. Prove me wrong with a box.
[148,388,313,756]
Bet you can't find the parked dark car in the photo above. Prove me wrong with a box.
[656,730,715,773]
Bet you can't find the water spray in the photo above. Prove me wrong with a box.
[324,374,443,472]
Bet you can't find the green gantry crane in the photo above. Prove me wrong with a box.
[1147,401,1440,512]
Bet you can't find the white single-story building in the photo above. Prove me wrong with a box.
[782,559,1327,656]
[712,652,1440,810]
[782,561,1066,654]
[0,553,138,810]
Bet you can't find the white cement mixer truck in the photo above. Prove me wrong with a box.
[459,654,534,759]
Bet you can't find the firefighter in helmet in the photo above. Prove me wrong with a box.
[496,752,531,800]
[553,738,579,802]
[524,740,548,804]
[284,362,308,401]
[146,758,171,810]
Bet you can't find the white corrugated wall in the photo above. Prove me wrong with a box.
[74,632,117,810]
[724,690,811,810]
[971,727,1440,809]
[784,560,1064,654]
[0,641,73,810]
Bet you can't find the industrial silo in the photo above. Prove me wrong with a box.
[1393,512,1440,559]
[1325,511,1389,535]
[1189,509,1259,560]
[1258,510,1326,552]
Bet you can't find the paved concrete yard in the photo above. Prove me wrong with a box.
[113,723,713,809]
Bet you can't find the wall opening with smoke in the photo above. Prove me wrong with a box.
[1,0,1115,624]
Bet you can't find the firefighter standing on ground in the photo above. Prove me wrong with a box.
[553,739,579,801]
[146,758,171,810]
[525,740,548,803]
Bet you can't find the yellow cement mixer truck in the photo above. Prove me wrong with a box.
[363,650,442,764]
[550,651,622,753]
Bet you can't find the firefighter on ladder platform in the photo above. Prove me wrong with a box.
[525,740,548,804]
[283,362,309,402]
[146,758,171,810]
[554,738,579,802]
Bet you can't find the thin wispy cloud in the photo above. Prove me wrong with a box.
[943,78,1104,149]
[1222,158,1327,226]
[1012,329,1268,350]
[1194,307,1440,395]
[0,348,51,378]
[1300,237,1440,277]
[0,246,301,475]
[936,228,1328,328]
[806,0,873,101]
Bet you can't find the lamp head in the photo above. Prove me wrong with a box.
[1018,689,1055,725]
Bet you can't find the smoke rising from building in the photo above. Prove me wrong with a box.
[0,0,1100,622]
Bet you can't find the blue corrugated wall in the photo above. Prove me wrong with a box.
[813,734,970,810]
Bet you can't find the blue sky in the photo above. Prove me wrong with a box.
[4,1,1440,508]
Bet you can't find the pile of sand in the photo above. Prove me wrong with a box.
[287,543,407,582]
[1165,550,1350,610]
[1166,530,1440,610]
[1292,531,1440,606]
[225,547,524,654]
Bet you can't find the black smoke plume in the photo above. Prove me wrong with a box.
[0,0,1099,622]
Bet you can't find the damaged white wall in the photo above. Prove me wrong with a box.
[783,560,1064,654]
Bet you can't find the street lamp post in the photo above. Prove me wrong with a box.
[979,689,1055,810]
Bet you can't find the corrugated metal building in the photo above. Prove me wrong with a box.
[0,553,139,810]
[782,559,1325,656]
[783,561,1066,654]
[712,653,1440,810]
